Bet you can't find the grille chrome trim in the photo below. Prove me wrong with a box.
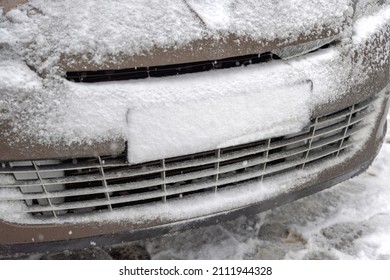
[0,97,376,219]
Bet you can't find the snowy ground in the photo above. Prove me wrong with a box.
[33,115,390,260]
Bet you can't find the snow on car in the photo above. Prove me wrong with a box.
[0,0,389,255]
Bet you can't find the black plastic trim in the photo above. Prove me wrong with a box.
[65,53,280,83]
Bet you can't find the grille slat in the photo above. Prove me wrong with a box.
[0,97,376,219]
[0,157,127,174]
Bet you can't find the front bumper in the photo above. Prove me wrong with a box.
[1,6,390,255]
[1,90,389,255]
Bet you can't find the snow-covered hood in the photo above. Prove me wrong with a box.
[0,0,351,73]
[2,0,390,163]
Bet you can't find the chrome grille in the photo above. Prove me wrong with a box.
[0,97,376,219]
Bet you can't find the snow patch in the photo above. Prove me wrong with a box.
[126,77,311,163]
[187,0,349,41]
[353,5,390,44]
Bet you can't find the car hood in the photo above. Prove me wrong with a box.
[1,0,351,72]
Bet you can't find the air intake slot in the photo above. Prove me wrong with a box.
[65,52,280,83]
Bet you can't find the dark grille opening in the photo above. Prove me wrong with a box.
[63,206,107,216]
[111,197,163,209]
[166,163,215,177]
[110,184,161,197]
[221,140,267,155]
[219,152,265,167]
[26,198,49,207]
[63,180,103,191]
[64,167,100,177]
[165,150,216,165]
[267,153,300,169]
[65,52,280,83]
[63,192,106,204]
[106,172,162,186]
[170,186,215,200]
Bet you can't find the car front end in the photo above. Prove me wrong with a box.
[0,0,389,255]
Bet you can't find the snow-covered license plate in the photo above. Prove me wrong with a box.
[126,81,312,164]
